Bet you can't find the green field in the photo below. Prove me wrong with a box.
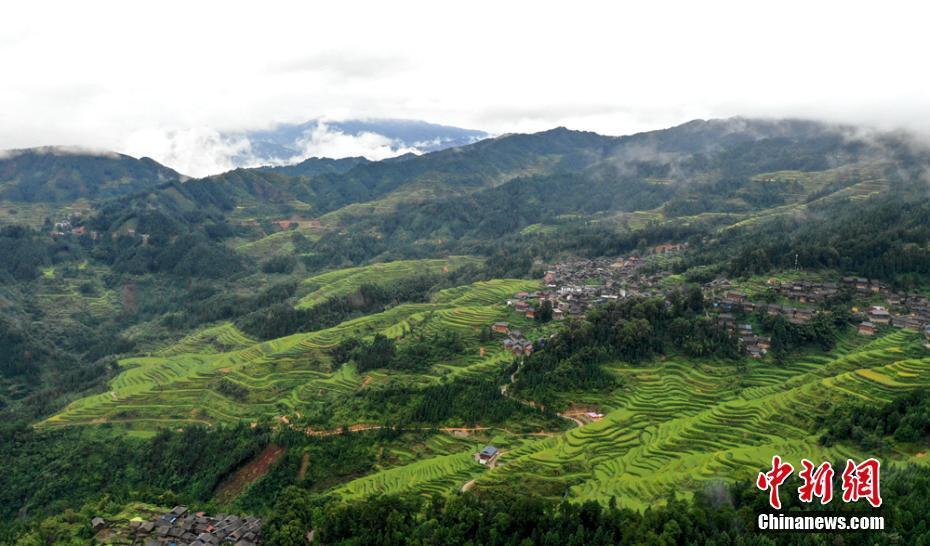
[296,256,482,309]
[305,329,930,507]
[39,260,930,511]
[469,329,930,507]
[43,274,541,430]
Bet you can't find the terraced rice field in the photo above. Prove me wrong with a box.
[41,268,930,508]
[332,433,550,500]
[44,274,540,431]
[470,329,930,508]
[296,257,482,309]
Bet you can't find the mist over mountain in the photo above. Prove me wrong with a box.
[122,118,490,177]
[227,118,489,167]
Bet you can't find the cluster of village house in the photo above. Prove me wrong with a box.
[507,254,674,323]
[492,322,546,357]
[92,506,261,546]
[495,248,930,360]
[51,216,150,244]
[708,276,930,340]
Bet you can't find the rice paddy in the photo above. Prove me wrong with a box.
[40,260,930,509]
[296,256,481,309]
[470,329,930,507]
[43,273,541,431]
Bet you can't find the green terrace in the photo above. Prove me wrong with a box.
[42,276,541,432]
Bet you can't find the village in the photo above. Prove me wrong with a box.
[491,245,930,361]
[91,506,261,546]
[50,213,153,244]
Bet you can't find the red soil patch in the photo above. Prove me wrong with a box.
[273,218,323,230]
[214,444,285,503]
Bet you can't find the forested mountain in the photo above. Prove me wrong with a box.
[0,147,182,203]
[256,156,370,178]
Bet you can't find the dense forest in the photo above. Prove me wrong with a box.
[820,390,930,450]
[260,463,930,545]
[511,287,738,408]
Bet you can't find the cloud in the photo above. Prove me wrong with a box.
[288,122,421,162]
[0,146,119,160]
[3,2,930,161]
[266,51,409,80]
[119,122,427,177]
[123,127,254,177]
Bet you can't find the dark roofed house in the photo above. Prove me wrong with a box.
[171,505,188,517]
[868,306,891,325]
[858,321,876,336]
[475,445,500,465]
[724,291,747,302]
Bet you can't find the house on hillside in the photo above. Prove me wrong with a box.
[475,445,500,465]
[858,321,876,336]
[91,517,106,532]
[724,291,747,303]
[868,306,891,325]
[492,322,510,334]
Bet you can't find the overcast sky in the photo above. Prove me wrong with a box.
[2,0,929,175]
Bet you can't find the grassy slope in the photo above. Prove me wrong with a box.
[296,256,482,309]
[43,275,541,431]
[469,329,930,508]
[317,329,930,507]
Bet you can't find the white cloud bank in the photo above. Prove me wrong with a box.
[290,123,420,163]
[121,123,423,177]
[123,128,253,177]
[2,0,930,173]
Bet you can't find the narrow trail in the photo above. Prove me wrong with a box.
[301,423,557,437]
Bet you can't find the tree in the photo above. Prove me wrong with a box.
[536,300,553,323]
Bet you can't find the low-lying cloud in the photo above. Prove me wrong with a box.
[289,122,420,162]
[123,127,253,177]
[123,122,424,177]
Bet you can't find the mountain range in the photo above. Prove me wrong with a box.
[4,115,930,544]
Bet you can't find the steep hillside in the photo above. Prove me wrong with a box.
[257,156,370,178]
[0,147,182,203]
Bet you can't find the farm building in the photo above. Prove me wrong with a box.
[492,322,510,334]
[475,445,500,465]
[858,322,876,336]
